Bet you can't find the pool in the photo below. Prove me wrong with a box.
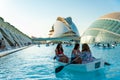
[0,44,120,80]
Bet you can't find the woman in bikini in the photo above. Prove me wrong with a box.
[55,43,69,63]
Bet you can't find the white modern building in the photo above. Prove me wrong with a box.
[48,17,80,41]
[0,17,32,50]
[81,12,120,44]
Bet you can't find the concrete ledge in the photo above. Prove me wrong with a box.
[0,46,30,58]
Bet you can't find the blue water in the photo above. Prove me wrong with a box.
[0,44,120,80]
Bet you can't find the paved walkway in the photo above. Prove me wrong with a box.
[0,46,30,58]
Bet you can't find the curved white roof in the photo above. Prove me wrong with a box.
[49,17,80,38]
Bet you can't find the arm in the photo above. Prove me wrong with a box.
[72,50,79,57]
[87,52,95,61]
[55,49,59,56]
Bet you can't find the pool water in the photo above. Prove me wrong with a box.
[0,44,120,80]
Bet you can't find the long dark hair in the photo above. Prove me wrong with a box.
[82,43,91,52]
[56,43,63,52]
[74,43,80,50]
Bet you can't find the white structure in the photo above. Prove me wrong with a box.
[81,12,120,44]
[0,17,32,50]
[56,58,104,72]
[48,17,80,41]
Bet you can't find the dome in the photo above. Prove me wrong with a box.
[100,12,120,20]
[81,12,120,44]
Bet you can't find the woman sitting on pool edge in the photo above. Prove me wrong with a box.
[55,43,69,63]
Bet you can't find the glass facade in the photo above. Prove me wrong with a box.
[81,13,120,44]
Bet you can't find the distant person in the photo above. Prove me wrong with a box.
[71,43,82,64]
[0,38,6,50]
[0,39,2,49]
[107,43,110,48]
[80,43,95,64]
[15,43,19,48]
[55,43,68,63]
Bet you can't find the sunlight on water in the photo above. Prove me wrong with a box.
[0,44,120,80]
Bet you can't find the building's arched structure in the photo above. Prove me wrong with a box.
[0,17,32,50]
[48,17,80,42]
[81,12,120,44]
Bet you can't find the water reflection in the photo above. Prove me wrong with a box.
[0,45,120,80]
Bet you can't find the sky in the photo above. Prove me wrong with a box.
[0,0,120,38]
